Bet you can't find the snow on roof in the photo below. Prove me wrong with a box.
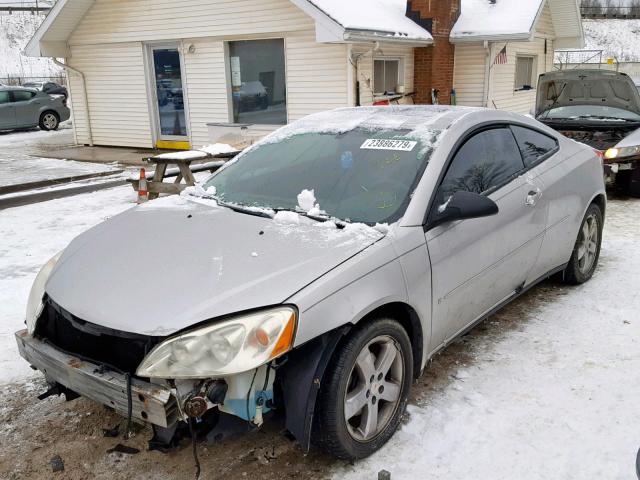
[451,0,544,41]
[307,0,432,41]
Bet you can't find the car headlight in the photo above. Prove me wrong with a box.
[26,251,63,334]
[604,145,640,161]
[136,306,297,379]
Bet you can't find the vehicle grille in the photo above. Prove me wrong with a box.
[34,297,164,375]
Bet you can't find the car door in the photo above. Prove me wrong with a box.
[425,126,547,348]
[509,125,574,282]
[10,90,39,127]
[0,91,15,128]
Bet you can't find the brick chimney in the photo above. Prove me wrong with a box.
[408,0,461,105]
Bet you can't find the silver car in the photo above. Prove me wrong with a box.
[16,106,605,460]
[0,86,70,131]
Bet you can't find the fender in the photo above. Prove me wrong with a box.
[277,325,350,451]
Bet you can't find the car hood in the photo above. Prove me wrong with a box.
[614,126,640,148]
[45,196,384,336]
[536,70,640,117]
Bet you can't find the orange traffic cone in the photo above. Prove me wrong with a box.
[137,168,148,204]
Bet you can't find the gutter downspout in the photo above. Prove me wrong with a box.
[53,58,94,146]
[483,40,491,108]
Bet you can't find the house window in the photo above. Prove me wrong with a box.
[515,56,536,91]
[374,59,402,95]
[228,39,287,125]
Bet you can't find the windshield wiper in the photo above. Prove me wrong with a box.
[274,208,347,229]
[217,200,274,219]
[572,115,638,123]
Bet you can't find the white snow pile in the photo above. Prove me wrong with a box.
[451,0,542,39]
[0,12,62,78]
[308,0,432,40]
[557,19,640,64]
[153,150,209,161]
[152,143,238,161]
[199,143,238,156]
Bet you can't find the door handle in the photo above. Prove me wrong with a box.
[525,188,542,206]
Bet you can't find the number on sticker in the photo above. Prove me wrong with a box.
[361,139,418,152]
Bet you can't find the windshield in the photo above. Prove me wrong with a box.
[543,105,640,122]
[203,129,436,224]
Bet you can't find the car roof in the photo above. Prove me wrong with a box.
[0,86,39,93]
[266,105,486,144]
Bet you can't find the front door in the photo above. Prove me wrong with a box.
[0,90,15,128]
[149,45,189,149]
[426,126,546,348]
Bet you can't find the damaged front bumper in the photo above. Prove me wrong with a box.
[15,329,179,428]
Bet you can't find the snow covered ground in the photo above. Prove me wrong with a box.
[0,186,137,384]
[0,11,62,79]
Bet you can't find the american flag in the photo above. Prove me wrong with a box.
[493,45,508,65]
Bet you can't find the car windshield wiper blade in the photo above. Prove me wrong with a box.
[216,200,274,219]
[274,208,347,229]
[572,115,638,123]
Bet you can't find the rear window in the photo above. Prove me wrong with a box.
[11,90,36,102]
[0,91,9,104]
[510,126,558,167]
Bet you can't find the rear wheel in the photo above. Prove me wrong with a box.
[563,203,603,285]
[39,111,59,131]
[312,319,413,460]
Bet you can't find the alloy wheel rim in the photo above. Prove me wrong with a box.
[43,114,57,129]
[343,335,404,442]
[577,214,598,274]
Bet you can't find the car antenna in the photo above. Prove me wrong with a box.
[541,81,568,120]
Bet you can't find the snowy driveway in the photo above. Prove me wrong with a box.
[0,187,638,479]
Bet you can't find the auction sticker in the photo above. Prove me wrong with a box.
[360,139,417,151]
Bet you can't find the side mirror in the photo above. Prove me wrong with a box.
[429,191,499,229]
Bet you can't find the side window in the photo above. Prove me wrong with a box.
[437,128,525,204]
[11,91,36,102]
[0,91,9,104]
[511,125,558,167]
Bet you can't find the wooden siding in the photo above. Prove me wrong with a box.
[69,0,314,45]
[453,43,487,107]
[67,42,152,147]
[352,44,415,106]
[285,31,349,121]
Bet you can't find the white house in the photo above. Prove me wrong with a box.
[451,0,584,113]
[25,0,433,149]
[24,0,583,149]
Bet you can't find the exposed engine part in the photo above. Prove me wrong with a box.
[205,380,228,405]
[218,365,274,422]
[183,395,208,418]
[559,129,627,151]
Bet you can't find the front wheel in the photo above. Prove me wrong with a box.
[312,319,413,460]
[563,203,603,285]
[39,111,60,131]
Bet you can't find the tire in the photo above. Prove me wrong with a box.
[563,203,603,285]
[39,111,60,131]
[312,318,413,460]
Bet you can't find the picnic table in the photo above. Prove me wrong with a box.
[129,145,240,199]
